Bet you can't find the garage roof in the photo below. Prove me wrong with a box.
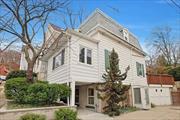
[147,74,175,85]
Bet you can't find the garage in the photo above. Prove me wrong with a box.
[147,74,174,106]
[149,86,172,105]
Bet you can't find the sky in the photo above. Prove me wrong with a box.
[0,0,179,52]
[52,0,180,52]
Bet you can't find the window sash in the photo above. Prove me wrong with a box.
[104,49,110,70]
[79,47,85,63]
[79,46,92,65]
[88,88,94,105]
[136,62,145,77]
[52,49,65,70]
[87,49,92,65]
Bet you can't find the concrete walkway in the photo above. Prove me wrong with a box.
[78,106,180,120]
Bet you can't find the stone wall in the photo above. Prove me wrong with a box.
[0,106,76,120]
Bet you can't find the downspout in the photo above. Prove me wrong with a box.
[130,47,134,107]
[67,35,72,106]
[96,36,100,112]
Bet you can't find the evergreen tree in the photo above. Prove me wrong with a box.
[97,49,130,116]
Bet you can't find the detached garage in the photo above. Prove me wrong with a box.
[147,74,174,105]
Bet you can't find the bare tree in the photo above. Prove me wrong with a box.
[60,7,86,29]
[150,26,180,67]
[0,0,68,82]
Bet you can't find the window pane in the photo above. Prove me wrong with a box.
[88,97,94,105]
[88,88,94,96]
[87,49,92,64]
[142,64,145,77]
[52,57,55,70]
[61,49,65,65]
[105,49,110,70]
[52,49,65,70]
[134,88,141,104]
[79,47,85,63]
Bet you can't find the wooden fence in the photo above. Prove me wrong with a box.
[171,91,180,105]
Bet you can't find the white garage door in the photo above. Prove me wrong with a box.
[149,87,172,105]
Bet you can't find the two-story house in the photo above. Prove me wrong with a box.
[21,9,150,112]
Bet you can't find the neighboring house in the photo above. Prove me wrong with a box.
[147,74,174,105]
[0,65,9,80]
[21,9,150,112]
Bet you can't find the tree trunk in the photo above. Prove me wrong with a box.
[27,61,35,83]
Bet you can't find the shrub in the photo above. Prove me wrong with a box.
[19,113,46,120]
[4,77,29,103]
[151,103,156,108]
[26,83,48,105]
[5,77,70,105]
[55,108,77,120]
[58,84,71,99]
[6,70,37,80]
[26,83,71,105]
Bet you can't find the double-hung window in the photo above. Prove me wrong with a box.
[136,62,145,77]
[79,46,92,65]
[52,49,65,70]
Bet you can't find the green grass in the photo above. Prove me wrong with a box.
[6,101,63,109]
[119,106,139,114]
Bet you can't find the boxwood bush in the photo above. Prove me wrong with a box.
[4,77,29,102]
[55,108,77,120]
[6,70,37,80]
[19,113,46,120]
[5,77,71,105]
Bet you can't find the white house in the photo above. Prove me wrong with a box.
[21,9,151,112]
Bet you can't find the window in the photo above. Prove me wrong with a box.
[104,49,110,70]
[88,88,94,105]
[79,47,85,63]
[79,46,92,65]
[123,29,129,42]
[134,88,141,104]
[136,62,145,77]
[87,49,92,64]
[52,49,65,70]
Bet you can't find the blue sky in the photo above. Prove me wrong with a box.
[52,0,180,52]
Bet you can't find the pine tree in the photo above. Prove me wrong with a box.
[97,49,130,116]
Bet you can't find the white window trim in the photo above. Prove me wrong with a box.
[79,45,93,65]
[52,48,65,70]
[136,62,145,77]
[87,87,95,106]
[133,87,142,105]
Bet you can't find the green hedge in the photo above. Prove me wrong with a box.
[5,77,71,105]
[6,70,37,80]
[19,113,46,120]
[55,108,77,120]
[4,77,29,102]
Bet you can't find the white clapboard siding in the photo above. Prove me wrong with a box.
[70,35,99,83]
[47,45,70,84]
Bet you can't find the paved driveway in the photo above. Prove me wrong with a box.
[78,106,180,120]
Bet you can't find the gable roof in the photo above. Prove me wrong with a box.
[78,9,143,52]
